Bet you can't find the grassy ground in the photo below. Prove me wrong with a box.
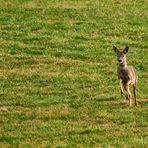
[0,0,148,147]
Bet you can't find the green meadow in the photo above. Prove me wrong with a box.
[0,0,148,147]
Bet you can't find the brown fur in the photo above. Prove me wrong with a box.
[113,46,138,106]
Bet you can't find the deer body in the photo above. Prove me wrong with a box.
[113,46,138,106]
[118,66,137,86]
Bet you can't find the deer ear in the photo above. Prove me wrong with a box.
[123,46,128,54]
[113,46,118,53]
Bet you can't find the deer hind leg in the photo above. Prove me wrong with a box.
[133,85,137,106]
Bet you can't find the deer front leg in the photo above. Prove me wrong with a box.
[125,83,132,106]
[119,79,124,97]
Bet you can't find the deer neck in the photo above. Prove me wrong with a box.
[118,61,127,69]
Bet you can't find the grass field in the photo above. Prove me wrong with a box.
[0,0,148,147]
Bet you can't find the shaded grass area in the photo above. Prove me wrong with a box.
[0,0,148,147]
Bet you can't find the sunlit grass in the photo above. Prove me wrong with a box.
[0,0,148,147]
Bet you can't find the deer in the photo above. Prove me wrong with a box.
[113,46,138,106]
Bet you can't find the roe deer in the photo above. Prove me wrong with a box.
[113,46,138,106]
